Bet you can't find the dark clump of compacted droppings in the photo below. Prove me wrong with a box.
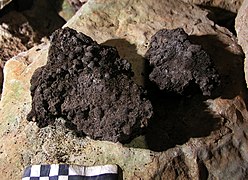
[27,27,153,143]
[145,28,220,96]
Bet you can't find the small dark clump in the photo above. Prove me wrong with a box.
[145,28,220,96]
[27,27,153,143]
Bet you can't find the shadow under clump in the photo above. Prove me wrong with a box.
[144,33,246,152]
[144,83,221,151]
[198,5,237,35]
[102,39,145,86]
[144,57,221,151]
[103,37,222,151]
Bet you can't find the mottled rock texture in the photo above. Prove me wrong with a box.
[0,0,246,179]
[27,27,152,143]
[236,0,248,87]
[182,0,244,13]
[145,28,220,96]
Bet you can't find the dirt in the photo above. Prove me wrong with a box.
[27,27,153,143]
[145,28,220,96]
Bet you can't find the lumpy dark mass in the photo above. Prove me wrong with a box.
[145,28,220,96]
[27,27,153,143]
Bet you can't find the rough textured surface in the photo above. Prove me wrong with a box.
[0,0,247,179]
[145,28,220,96]
[182,0,244,13]
[28,27,152,143]
[236,0,248,87]
[182,0,243,35]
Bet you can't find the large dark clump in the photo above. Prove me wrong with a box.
[27,27,153,143]
[145,28,220,96]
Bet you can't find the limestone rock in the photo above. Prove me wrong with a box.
[0,0,11,10]
[236,0,248,87]
[0,63,2,94]
[0,12,29,65]
[0,0,247,179]
[182,0,244,13]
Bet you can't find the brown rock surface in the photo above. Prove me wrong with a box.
[0,0,247,179]
[0,11,29,65]
[236,0,248,87]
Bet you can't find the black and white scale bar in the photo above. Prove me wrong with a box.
[22,164,119,180]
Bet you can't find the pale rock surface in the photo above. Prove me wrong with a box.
[0,0,247,179]
[0,0,11,10]
[0,12,28,95]
[0,61,2,94]
[236,0,248,87]
[182,0,244,13]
